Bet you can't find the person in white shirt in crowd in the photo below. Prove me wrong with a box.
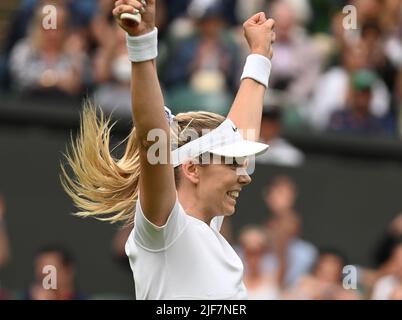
[9,1,89,96]
[308,36,390,131]
[61,0,275,299]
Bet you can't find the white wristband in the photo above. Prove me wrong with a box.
[126,27,158,62]
[240,54,271,88]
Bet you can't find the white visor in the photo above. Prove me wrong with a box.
[171,118,269,167]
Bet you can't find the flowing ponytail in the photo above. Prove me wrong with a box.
[61,101,140,225]
[61,101,225,225]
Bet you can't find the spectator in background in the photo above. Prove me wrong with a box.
[364,22,389,72]
[328,69,391,135]
[343,0,401,92]
[0,195,10,300]
[9,1,90,97]
[93,24,132,117]
[262,176,318,288]
[284,249,361,300]
[361,22,398,94]
[161,0,240,114]
[0,0,96,92]
[238,226,279,300]
[267,0,322,108]
[22,246,87,300]
[372,240,402,299]
[358,18,400,136]
[256,106,305,167]
[308,36,391,131]
[5,0,96,48]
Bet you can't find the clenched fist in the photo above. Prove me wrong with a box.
[243,12,275,59]
[113,0,156,36]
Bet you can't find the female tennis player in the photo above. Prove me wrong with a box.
[62,0,275,299]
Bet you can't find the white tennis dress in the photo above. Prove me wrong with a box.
[125,197,247,300]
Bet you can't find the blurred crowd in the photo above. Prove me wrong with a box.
[0,0,402,136]
[235,176,402,300]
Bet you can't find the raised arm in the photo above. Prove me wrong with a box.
[227,13,275,141]
[113,0,175,226]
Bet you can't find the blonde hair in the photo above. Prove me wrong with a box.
[60,101,224,226]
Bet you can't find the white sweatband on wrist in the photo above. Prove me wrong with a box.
[240,54,272,88]
[126,27,158,62]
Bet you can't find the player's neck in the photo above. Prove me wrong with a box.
[178,189,213,225]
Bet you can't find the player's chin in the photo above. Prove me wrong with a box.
[222,203,236,216]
